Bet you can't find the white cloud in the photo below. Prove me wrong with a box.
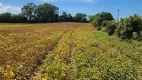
[0,3,21,14]
[39,0,96,3]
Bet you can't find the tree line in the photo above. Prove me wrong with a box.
[90,12,142,41]
[0,3,88,23]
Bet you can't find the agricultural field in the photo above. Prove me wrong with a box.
[0,23,142,80]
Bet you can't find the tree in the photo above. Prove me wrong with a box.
[16,14,27,23]
[59,12,68,22]
[90,12,114,27]
[102,20,117,35]
[115,14,142,39]
[36,3,59,23]
[11,14,18,23]
[0,12,12,23]
[21,3,37,22]
[74,13,87,22]
[67,13,73,22]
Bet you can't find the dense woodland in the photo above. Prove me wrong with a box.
[0,3,88,23]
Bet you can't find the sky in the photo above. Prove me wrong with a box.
[0,0,142,19]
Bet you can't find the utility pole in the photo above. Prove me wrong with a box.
[117,9,121,22]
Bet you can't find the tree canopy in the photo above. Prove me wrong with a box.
[90,12,114,27]
[22,3,37,22]
[0,3,88,23]
[74,13,87,22]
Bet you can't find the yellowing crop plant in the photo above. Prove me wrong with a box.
[0,23,142,80]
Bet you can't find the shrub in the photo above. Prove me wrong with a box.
[115,14,142,39]
[140,31,142,37]
[132,32,139,40]
[102,20,108,28]
[102,27,106,32]
[90,12,114,28]
[102,20,117,35]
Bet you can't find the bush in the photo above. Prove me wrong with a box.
[90,12,114,28]
[140,31,142,37]
[115,14,142,39]
[132,32,139,40]
[102,20,108,28]
[102,20,117,35]
[102,27,106,32]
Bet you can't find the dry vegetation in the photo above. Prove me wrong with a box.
[0,23,142,80]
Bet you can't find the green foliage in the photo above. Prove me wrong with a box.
[0,12,12,22]
[140,31,142,41]
[0,13,26,23]
[140,31,142,36]
[132,32,139,40]
[21,3,37,22]
[102,27,106,32]
[0,3,88,23]
[102,20,108,28]
[102,20,117,35]
[36,3,59,23]
[115,14,142,39]
[90,12,114,27]
[59,12,88,22]
[74,13,87,22]
[72,30,140,80]
[68,13,73,22]
[60,12,69,22]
